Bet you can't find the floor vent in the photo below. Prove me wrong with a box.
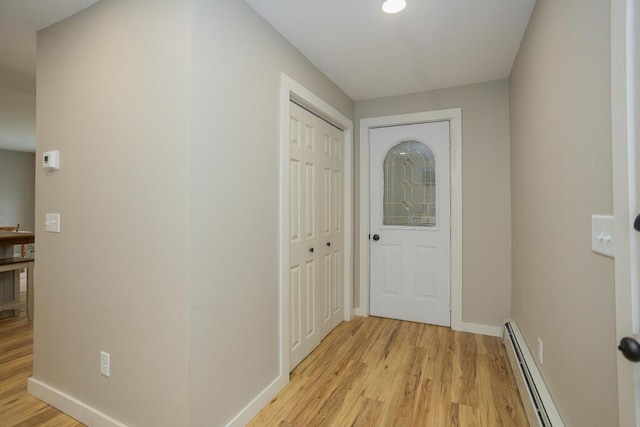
[503,321,564,427]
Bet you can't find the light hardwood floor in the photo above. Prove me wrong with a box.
[1,294,527,426]
[0,283,84,426]
[249,316,529,426]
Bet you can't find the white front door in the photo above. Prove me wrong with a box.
[369,121,451,326]
[289,101,344,370]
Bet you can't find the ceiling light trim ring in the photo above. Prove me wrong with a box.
[382,0,407,14]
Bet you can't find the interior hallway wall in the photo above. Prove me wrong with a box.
[35,1,354,425]
[188,0,354,425]
[509,0,617,425]
[35,1,191,425]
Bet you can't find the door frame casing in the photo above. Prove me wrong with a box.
[358,109,466,333]
[279,73,353,378]
[611,1,640,425]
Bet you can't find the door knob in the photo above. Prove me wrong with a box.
[372,234,380,241]
[634,213,640,232]
[326,242,331,247]
[618,337,640,362]
[309,247,314,253]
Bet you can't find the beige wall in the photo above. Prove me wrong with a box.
[355,80,512,327]
[0,84,35,152]
[188,1,353,425]
[509,0,617,425]
[0,65,36,96]
[37,0,353,426]
[0,65,36,153]
[0,149,35,231]
[36,1,191,425]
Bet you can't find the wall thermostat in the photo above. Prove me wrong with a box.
[43,150,59,170]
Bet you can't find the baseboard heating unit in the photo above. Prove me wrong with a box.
[503,321,564,427]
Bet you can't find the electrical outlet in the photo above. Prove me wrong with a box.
[100,351,110,377]
[537,338,543,365]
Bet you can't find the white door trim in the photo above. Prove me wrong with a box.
[279,73,353,378]
[611,1,640,425]
[358,109,464,332]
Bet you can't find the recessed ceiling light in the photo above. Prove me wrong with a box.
[382,0,406,14]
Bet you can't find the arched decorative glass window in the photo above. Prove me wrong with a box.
[383,140,436,226]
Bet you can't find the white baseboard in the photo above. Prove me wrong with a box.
[29,372,288,427]
[351,309,502,337]
[225,374,289,427]
[28,377,127,427]
[453,321,503,337]
[354,307,368,317]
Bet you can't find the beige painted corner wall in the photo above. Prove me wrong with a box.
[0,84,35,153]
[0,149,35,231]
[0,66,36,152]
[188,1,354,425]
[509,0,617,425]
[355,80,512,327]
[35,1,191,426]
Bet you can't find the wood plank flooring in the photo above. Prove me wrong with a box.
[0,284,84,426]
[1,291,527,426]
[249,316,529,426]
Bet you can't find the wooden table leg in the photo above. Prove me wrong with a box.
[27,262,34,321]
[0,246,16,318]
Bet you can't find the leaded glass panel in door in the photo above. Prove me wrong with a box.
[383,140,436,226]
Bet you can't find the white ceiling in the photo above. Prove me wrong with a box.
[244,0,536,101]
[0,0,535,152]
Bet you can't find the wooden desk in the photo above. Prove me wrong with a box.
[0,231,34,318]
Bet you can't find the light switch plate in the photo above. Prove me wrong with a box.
[592,214,614,258]
[45,213,60,233]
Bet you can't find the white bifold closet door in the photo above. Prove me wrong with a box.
[289,101,344,370]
